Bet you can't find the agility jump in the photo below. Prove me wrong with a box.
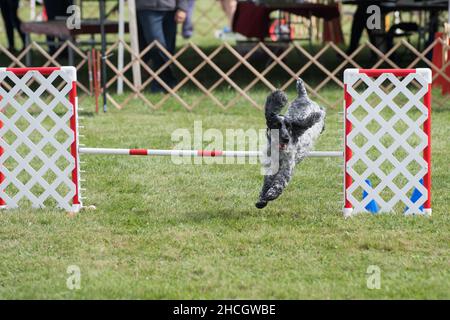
[0,67,432,216]
[78,148,341,158]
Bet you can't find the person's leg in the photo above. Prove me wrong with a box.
[219,0,237,28]
[182,0,195,39]
[0,0,16,51]
[43,0,57,53]
[425,10,439,54]
[55,0,73,49]
[10,0,25,49]
[43,0,73,53]
[347,4,369,53]
[137,9,170,92]
[163,11,177,55]
[162,10,178,87]
[136,8,151,67]
[48,0,73,18]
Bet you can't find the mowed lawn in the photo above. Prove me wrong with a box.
[0,88,449,299]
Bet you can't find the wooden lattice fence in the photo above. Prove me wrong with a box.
[103,38,450,110]
[0,36,449,111]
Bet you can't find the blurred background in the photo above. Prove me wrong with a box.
[0,0,449,111]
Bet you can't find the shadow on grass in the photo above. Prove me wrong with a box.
[180,208,259,223]
[79,111,96,118]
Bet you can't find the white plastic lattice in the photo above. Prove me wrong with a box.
[0,67,81,212]
[344,69,431,216]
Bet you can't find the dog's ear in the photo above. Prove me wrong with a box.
[265,90,288,129]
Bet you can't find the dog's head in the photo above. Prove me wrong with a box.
[265,121,297,156]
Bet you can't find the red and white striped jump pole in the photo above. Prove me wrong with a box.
[79,147,343,158]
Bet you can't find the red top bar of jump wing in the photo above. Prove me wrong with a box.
[6,67,61,75]
[359,69,416,77]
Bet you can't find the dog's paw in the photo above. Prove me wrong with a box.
[255,200,268,209]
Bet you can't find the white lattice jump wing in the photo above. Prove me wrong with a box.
[343,68,432,217]
[0,67,82,212]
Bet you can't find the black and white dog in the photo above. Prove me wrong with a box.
[256,79,326,209]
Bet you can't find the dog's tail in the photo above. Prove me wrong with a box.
[296,78,308,98]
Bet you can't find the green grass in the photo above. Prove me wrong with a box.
[0,87,449,299]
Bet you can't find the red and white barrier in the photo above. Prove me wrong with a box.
[78,147,342,158]
[0,66,82,212]
[0,67,432,216]
[343,68,432,217]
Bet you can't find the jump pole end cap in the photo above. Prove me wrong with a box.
[343,207,353,219]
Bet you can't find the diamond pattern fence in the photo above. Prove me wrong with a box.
[0,36,449,111]
[103,37,450,111]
